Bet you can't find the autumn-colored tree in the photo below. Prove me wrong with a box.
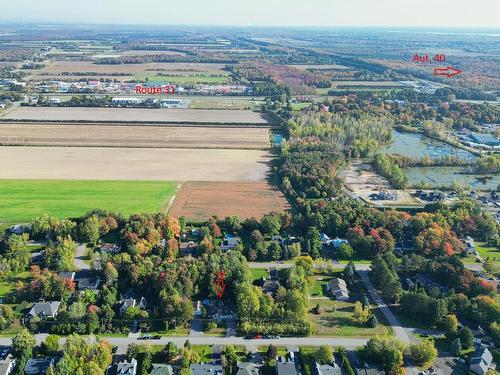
[166,238,179,263]
[165,217,181,239]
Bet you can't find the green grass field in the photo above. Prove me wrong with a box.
[137,74,229,84]
[476,242,500,260]
[0,180,177,223]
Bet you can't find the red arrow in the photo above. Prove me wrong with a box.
[434,66,462,78]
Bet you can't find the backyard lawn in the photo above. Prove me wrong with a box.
[307,298,391,337]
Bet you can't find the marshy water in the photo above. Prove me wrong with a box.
[384,131,497,189]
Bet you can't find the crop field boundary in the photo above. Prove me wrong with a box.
[0,119,280,128]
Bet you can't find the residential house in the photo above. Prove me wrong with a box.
[75,276,101,291]
[58,272,75,283]
[320,234,348,249]
[470,347,494,375]
[326,278,349,301]
[149,364,173,375]
[119,297,146,317]
[236,362,261,375]
[276,357,300,375]
[107,356,138,375]
[313,361,341,375]
[100,243,122,254]
[221,235,241,251]
[180,241,197,254]
[464,236,476,256]
[259,278,281,297]
[276,352,301,375]
[24,357,56,375]
[27,301,61,320]
[193,301,203,317]
[190,363,224,375]
[268,268,279,281]
[0,347,15,375]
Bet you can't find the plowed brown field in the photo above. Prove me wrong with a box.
[169,181,291,220]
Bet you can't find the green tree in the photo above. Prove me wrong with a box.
[261,213,282,235]
[407,340,437,367]
[459,326,474,348]
[268,241,282,261]
[12,329,35,358]
[79,215,100,246]
[442,314,458,339]
[337,243,353,259]
[450,338,462,356]
[315,345,333,364]
[265,344,278,363]
[41,334,60,356]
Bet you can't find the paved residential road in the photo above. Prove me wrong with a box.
[0,334,367,351]
[248,260,482,272]
[357,270,418,375]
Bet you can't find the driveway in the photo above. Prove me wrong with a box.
[73,243,90,271]
[357,270,418,375]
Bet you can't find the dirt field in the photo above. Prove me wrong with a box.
[0,146,271,181]
[27,61,228,80]
[169,181,291,220]
[0,124,270,149]
[340,161,420,207]
[2,107,271,124]
[331,81,403,88]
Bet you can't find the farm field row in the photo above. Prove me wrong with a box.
[0,124,271,149]
[0,146,271,181]
[0,180,177,223]
[2,107,271,124]
[27,61,228,75]
[169,181,291,220]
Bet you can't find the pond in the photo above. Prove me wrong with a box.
[405,166,499,190]
[383,131,476,160]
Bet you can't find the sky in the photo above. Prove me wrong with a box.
[0,0,499,28]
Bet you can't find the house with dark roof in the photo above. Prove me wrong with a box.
[27,301,61,320]
[24,357,56,375]
[100,243,122,254]
[106,357,137,375]
[75,276,101,291]
[149,364,173,375]
[259,278,281,297]
[470,347,494,375]
[190,363,224,375]
[119,296,146,317]
[276,353,301,375]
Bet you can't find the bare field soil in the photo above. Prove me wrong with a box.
[340,161,420,207]
[28,61,228,76]
[0,146,271,181]
[169,181,291,220]
[331,81,403,88]
[0,124,270,149]
[3,107,271,124]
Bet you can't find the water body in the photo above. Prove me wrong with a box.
[383,131,476,160]
[406,167,499,190]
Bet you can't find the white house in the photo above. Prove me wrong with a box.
[326,278,349,301]
[221,235,241,251]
